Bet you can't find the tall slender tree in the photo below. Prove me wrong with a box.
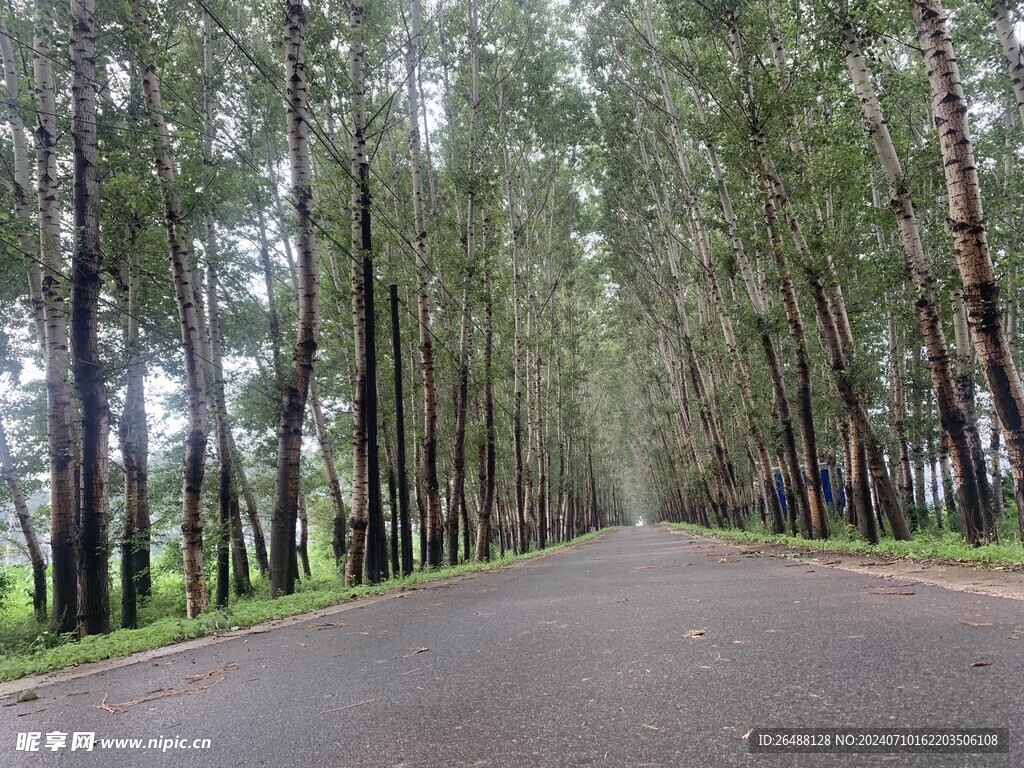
[270,0,321,597]
[71,0,111,635]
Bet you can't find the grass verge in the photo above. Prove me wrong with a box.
[662,521,1024,566]
[0,531,604,684]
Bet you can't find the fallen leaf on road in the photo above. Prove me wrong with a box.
[971,660,993,667]
[682,629,705,638]
[959,620,993,628]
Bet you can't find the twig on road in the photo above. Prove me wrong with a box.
[402,664,433,675]
[322,698,378,714]
[98,676,227,714]
[185,663,238,682]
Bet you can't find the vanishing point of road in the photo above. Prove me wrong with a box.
[2,525,1021,767]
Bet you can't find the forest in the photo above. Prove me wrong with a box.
[0,0,1023,672]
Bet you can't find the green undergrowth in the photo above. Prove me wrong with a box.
[664,517,1024,566]
[0,531,603,685]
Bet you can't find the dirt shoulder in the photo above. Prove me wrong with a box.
[664,527,1024,602]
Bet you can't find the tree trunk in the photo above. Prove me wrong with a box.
[309,378,347,568]
[447,0,480,565]
[114,243,149,626]
[0,419,47,619]
[939,429,955,527]
[256,204,286,392]
[269,0,321,596]
[496,86,528,557]
[992,417,1004,519]
[383,417,400,577]
[363,252,385,582]
[200,15,249,604]
[207,263,251,602]
[297,485,311,578]
[72,0,111,635]
[909,0,1024,540]
[346,14,369,585]
[404,0,443,569]
[0,14,44,348]
[888,312,915,516]
[34,0,78,633]
[229,429,269,575]
[475,261,497,561]
[851,429,879,543]
[134,0,210,617]
[535,335,548,548]
[993,2,1024,130]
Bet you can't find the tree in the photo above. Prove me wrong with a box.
[132,0,210,618]
[909,0,1024,539]
[0,418,46,618]
[403,0,443,569]
[841,20,990,543]
[71,0,111,635]
[270,0,321,598]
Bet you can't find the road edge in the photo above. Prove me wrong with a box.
[661,525,1024,603]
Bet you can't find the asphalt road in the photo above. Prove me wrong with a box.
[2,525,1022,767]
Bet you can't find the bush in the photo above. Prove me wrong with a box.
[0,568,12,613]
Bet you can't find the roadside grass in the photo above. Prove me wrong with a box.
[663,513,1024,566]
[0,531,603,684]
